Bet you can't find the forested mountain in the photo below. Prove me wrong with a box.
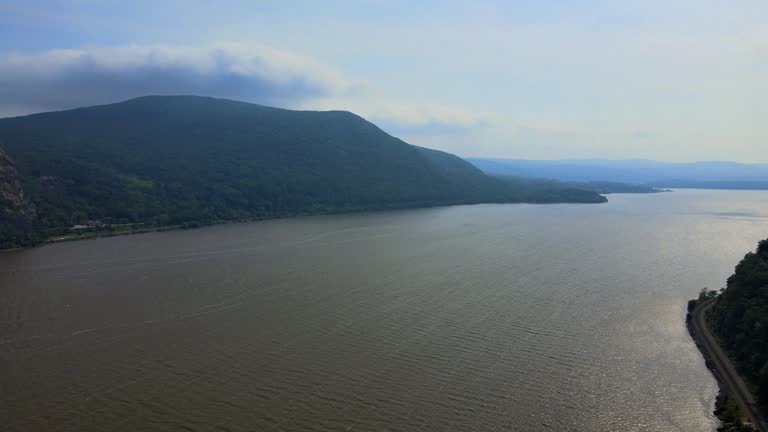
[710,239,768,401]
[0,96,605,248]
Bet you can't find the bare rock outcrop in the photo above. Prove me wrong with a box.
[0,148,36,240]
[0,148,34,215]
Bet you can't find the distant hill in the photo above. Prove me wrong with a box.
[493,175,664,195]
[0,96,605,248]
[468,158,768,190]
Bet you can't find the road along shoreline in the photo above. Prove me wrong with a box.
[687,299,767,432]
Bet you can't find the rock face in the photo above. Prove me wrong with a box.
[0,147,36,246]
[0,149,33,215]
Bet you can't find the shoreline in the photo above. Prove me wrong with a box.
[686,306,736,431]
[2,198,612,251]
[687,299,762,431]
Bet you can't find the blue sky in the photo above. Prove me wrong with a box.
[1,0,766,162]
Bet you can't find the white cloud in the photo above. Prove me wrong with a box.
[304,97,490,129]
[0,43,356,113]
[0,42,493,140]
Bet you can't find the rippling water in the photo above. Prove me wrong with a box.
[2,189,768,431]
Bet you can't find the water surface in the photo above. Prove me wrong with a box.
[2,189,767,431]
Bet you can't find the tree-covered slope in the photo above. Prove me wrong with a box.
[710,239,768,402]
[0,96,605,248]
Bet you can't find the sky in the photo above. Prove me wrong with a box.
[1,0,766,162]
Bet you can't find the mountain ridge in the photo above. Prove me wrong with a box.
[0,96,605,248]
[468,157,768,189]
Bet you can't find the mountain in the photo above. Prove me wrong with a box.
[0,96,605,248]
[468,158,768,189]
[709,239,768,402]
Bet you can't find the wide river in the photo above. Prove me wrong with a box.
[2,189,768,431]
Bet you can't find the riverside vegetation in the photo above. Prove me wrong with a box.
[711,239,768,402]
[688,239,768,431]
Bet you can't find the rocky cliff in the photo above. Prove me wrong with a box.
[0,147,36,246]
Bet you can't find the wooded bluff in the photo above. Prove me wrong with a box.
[0,96,606,248]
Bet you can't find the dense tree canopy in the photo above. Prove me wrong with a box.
[0,96,606,248]
[710,239,768,401]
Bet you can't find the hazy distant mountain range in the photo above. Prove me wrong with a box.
[468,158,768,190]
[0,96,606,248]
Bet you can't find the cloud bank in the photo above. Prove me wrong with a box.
[0,43,487,139]
[0,43,354,115]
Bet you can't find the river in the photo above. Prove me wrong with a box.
[2,189,767,431]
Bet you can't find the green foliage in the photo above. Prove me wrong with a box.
[699,287,718,301]
[0,195,40,248]
[713,393,755,431]
[492,175,608,204]
[0,96,607,248]
[688,299,698,312]
[566,181,664,194]
[710,238,768,402]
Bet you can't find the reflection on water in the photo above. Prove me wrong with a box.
[1,189,767,431]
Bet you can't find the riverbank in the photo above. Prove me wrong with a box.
[4,196,615,250]
[687,298,761,432]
